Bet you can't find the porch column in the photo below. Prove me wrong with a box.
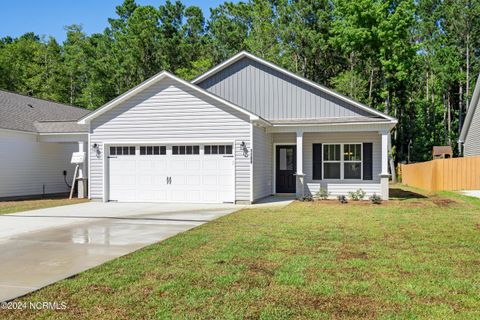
[379,130,390,199]
[77,141,87,199]
[296,129,305,198]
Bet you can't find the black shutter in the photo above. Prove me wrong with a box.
[363,143,373,180]
[313,144,322,180]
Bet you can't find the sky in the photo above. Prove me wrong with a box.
[0,0,228,43]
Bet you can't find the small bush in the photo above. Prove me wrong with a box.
[370,193,382,204]
[315,187,330,200]
[348,189,366,201]
[299,195,313,202]
[337,195,348,204]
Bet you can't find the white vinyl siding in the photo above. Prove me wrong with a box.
[464,98,480,156]
[252,125,273,201]
[89,79,251,202]
[272,132,382,197]
[0,130,77,198]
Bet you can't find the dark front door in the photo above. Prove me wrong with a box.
[276,145,296,193]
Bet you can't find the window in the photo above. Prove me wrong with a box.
[344,144,362,179]
[323,144,341,179]
[172,145,199,155]
[204,145,233,155]
[110,146,135,156]
[140,146,166,155]
[322,144,362,180]
[279,148,294,170]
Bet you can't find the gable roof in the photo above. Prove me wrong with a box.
[0,90,90,133]
[78,71,264,125]
[459,73,480,143]
[193,51,397,123]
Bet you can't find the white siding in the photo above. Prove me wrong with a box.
[464,99,480,156]
[252,125,273,201]
[89,79,251,202]
[0,130,77,198]
[272,132,382,197]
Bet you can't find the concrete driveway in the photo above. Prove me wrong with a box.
[0,201,240,302]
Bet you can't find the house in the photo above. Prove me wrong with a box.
[0,90,89,199]
[459,74,480,156]
[77,51,397,203]
[432,146,453,159]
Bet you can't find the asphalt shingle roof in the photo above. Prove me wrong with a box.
[0,90,90,133]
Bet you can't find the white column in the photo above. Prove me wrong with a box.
[296,129,305,198]
[296,129,304,175]
[77,141,87,198]
[381,130,389,175]
[379,130,390,199]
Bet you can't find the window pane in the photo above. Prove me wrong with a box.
[193,146,199,154]
[186,146,192,154]
[204,145,211,154]
[130,147,135,155]
[160,146,166,155]
[344,163,361,179]
[219,145,225,154]
[226,145,232,154]
[140,146,146,155]
[324,163,340,179]
[179,146,186,154]
[345,144,361,161]
[335,145,340,160]
[110,147,116,155]
[153,146,159,155]
[324,144,340,161]
[146,146,152,155]
[172,146,178,154]
[212,145,218,154]
[123,146,129,155]
[117,147,123,155]
[279,148,294,170]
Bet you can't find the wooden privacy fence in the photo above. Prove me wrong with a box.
[400,156,480,191]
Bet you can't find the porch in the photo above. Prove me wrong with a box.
[255,122,392,200]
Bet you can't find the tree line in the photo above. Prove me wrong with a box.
[1,0,479,163]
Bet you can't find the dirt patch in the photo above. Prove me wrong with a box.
[337,251,369,261]
[88,284,113,293]
[301,293,394,318]
[431,197,458,207]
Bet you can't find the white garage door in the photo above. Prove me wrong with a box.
[108,144,235,203]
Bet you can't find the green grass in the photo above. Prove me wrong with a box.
[0,197,88,215]
[2,185,480,319]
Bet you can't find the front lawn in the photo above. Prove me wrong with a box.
[0,197,88,215]
[2,186,479,319]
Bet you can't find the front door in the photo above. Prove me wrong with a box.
[276,145,296,193]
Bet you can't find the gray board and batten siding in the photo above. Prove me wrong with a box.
[197,56,376,121]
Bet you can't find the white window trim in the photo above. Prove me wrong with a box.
[321,143,363,181]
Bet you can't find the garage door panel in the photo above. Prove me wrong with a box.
[109,145,235,203]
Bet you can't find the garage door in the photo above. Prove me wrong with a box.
[107,144,235,203]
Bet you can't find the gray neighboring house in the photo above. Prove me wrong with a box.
[459,74,480,156]
[0,90,89,198]
[78,51,397,203]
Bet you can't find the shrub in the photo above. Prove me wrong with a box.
[299,195,313,202]
[370,193,382,204]
[315,187,330,200]
[348,189,366,201]
[337,195,348,204]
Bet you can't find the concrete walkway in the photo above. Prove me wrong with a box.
[0,202,240,302]
[461,190,480,198]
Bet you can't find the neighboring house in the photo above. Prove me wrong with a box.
[459,74,480,156]
[0,90,89,198]
[78,51,397,203]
